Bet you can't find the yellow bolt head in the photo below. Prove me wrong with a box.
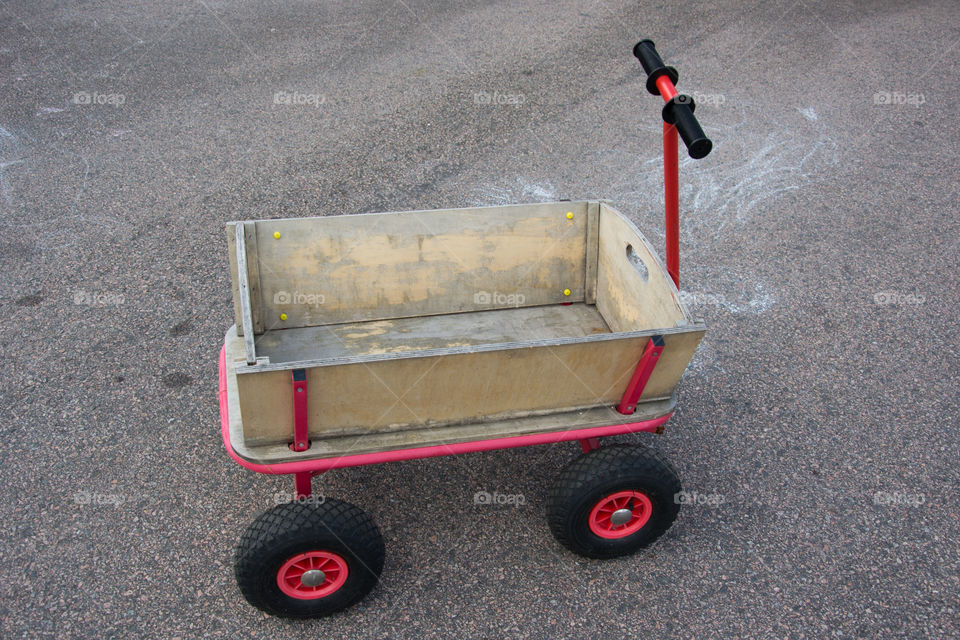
[563,289,571,296]
[279,313,288,321]
[273,231,282,239]
[566,212,574,220]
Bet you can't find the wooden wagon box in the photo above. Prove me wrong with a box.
[223,201,704,465]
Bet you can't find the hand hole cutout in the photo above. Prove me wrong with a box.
[625,244,649,282]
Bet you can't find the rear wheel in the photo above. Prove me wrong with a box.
[234,499,384,618]
[547,444,681,558]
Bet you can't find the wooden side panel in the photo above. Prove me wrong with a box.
[584,201,600,305]
[243,221,264,334]
[245,202,589,330]
[235,328,704,446]
[236,368,292,446]
[225,327,680,464]
[226,222,243,335]
[233,224,257,363]
[596,203,686,332]
[227,221,264,336]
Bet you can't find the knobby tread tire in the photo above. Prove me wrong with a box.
[547,444,682,558]
[234,499,384,618]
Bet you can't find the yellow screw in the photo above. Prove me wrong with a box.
[566,212,574,220]
[279,313,288,321]
[273,231,282,239]
[563,289,571,296]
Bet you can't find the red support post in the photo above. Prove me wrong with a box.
[616,336,666,415]
[292,369,309,452]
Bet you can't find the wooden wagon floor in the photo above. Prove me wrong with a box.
[253,302,612,364]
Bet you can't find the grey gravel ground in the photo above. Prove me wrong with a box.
[1,1,958,638]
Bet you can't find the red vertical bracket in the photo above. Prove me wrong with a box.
[292,369,309,452]
[616,336,666,415]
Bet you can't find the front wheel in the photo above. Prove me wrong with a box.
[547,444,681,558]
[234,499,385,618]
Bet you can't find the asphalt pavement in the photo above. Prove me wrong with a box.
[0,1,958,638]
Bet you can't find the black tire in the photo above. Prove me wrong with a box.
[547,444,681,559]
[234,499,385,618]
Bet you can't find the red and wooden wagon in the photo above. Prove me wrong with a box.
[219,39,713,617]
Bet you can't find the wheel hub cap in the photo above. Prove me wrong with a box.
[587,490,654,539]
[276,550,349,600]
[300,569,326,587]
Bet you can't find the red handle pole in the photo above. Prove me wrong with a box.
[663,122,680,289]
[654,74,681,288]
[654,75,678,101]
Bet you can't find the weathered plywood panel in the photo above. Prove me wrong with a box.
[236,202,589,331]
[232,325,703,446]
[225,329,679,464]
[596,203,686,332]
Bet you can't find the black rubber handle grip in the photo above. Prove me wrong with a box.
[632,39,678,96]
[663,96,712,159]
[634,39,713,159]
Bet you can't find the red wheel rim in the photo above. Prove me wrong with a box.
[276,551,349,599]
[588,490,653,539]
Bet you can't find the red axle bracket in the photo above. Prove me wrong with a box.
[579,437,601,453]
[294,471,312,499]
[616,336,665,415]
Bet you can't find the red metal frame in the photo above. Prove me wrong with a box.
[655,74,681,289]
[616,336,665,415]
[219,347,672,482]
